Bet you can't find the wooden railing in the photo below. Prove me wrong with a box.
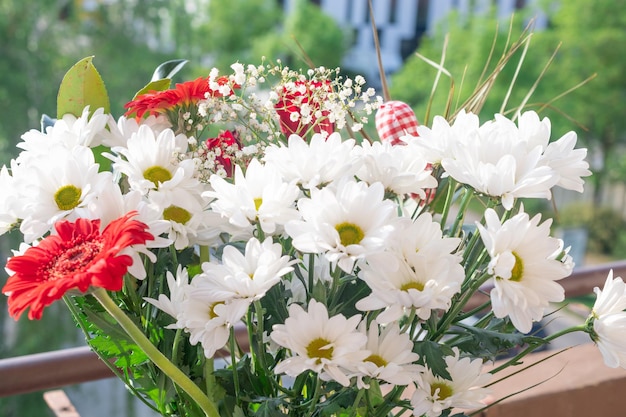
[1,260,626,399]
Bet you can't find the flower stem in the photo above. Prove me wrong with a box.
[91,287,220,417]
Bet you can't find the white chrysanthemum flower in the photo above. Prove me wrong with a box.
[270,299,369,386]
[0,164,19,235]
[476,208,572,333]
[149,187,221,250]
[144,265,191,325]
[108,125,196,195]
[285,179,396,272]
[205,158,301,235]
[99,114,171,148]
[263,133,359,189]
[17,107,109,156]
[410,111,481,165]
[353,140,437,198]
[197,237,294,301]
[356,214,464,322]
[16,146,113,243]
[540,131,591,192]
[354,323,422,388]
[589,270,626,368]
[410,348,491,417]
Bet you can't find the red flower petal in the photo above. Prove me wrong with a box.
[2,212,153,320]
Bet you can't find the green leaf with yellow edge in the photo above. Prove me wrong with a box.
[132,78,172,100]
[57,56,110,118]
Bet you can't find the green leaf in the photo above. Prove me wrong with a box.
[151,59,189,82]
[414,341,453,380]
[132,78,172,100]
[57,56,110,118]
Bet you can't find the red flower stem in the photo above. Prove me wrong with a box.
[91,287,220,417]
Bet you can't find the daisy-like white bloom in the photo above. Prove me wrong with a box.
[415,110,574,210]
[145,265,250,358]
[16,146,114,243]
[263,133,359,189]
[195,237,294,301]
[476,208,572,333]
[410,348,491,417]
[356,214,464,322]
[2,213,153,320]
[353,140,437,198]
[354,323,422,388]
[285,179,397,273]
[108,125,196,195]
[0,164,19,235]
[270,299,369,386]
[17,107,110,155]
[588,270,626,368]
[205,158,301,236]
[149,186,221,250]
[99,114,171,149]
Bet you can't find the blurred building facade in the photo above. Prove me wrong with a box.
[280,0,547,86]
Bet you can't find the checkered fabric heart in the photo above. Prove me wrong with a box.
[375,101,419,145]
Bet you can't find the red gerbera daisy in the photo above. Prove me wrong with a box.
[2,212,154,320]
[124,76,233,119]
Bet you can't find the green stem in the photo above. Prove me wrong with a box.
[489,324,587,375]
[449,186,473,237]
[229,326,241,405]
[307,376,323,416]
[91,288,220,417]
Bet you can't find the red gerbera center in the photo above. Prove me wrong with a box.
[2,212,153,320]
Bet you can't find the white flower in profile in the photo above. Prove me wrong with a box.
[263,132,359,189]
[354,323,422,388]
[285,179,397,272]
[108,125,195,195]
[270,299,368,386]
[206,158,301,236]
[17,106,109,155]
[353,140,437,198]
[410,348,491,417]
[421,110,562,210]
[100,114,171,148]
[356,214,464,322]
[16,146,113,243]
[589,270,626,368]
[0,164,19,235]
[144,265,191,325]
[476,208,572,333]
[410,111,481,165]
[198,237,294,301]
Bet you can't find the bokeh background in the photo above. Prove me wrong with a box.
[1,0,625,415]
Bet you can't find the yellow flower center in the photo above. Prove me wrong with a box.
[430,381,453,400]
[163,205,192,225]
[208,301,224,319]
[335,222,364,247]
[509,252,524,282]
[254,197,263,211]
[364,354,388,367]
[306,337,334,364]
[144,166,172,187]
[400,281,425,292]
[54,185,82,211]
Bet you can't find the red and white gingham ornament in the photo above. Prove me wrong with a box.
[375,100,419,145]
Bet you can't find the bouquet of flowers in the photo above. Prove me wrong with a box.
[1,49,625,417]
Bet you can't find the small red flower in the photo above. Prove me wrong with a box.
[206,130,241,177]
[124,76,234,119]
[2,213,153,320]
[275,80,334,138]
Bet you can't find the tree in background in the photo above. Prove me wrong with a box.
[252,0,349,69]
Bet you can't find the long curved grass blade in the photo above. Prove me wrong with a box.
[368,0,391,102]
